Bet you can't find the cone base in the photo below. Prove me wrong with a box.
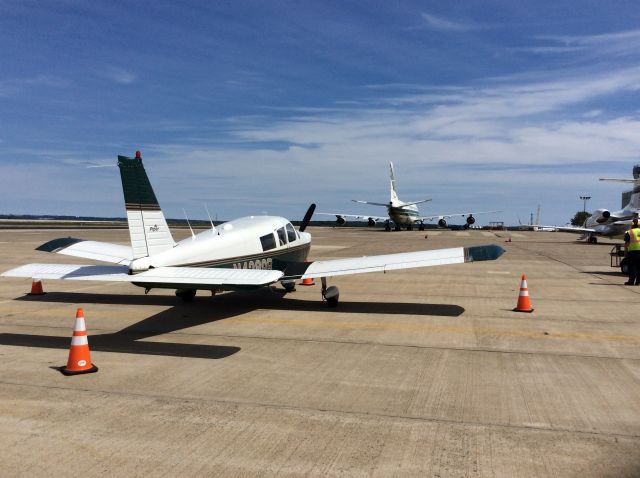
[300,281,315,286]
[60,364,98,376]
[513,308,534,313]
[27,292,46,296]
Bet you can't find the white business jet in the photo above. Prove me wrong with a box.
[2,152,505,307]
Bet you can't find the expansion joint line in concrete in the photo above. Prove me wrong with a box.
[2,380,640,441]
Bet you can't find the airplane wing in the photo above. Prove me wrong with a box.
[2,263,284,288]
[36,237,133,265]
[316,213,387,222]
[419,210,502,221]
[283,244,504,280]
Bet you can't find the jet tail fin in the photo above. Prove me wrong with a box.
[600,178,640,210]
[118,151,175,259]
[390,161,399,203]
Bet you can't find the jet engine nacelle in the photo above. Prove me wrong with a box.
[367,217,376,227]
[438,218,447,228]
[336,215,346,225]
[466,215,475,225]
[593,209,611,224]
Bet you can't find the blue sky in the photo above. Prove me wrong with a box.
[2,1,640,225]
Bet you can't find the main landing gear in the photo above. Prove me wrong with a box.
[384,220,424,231]
[175,288,196,302]
[587,235,598,244]
[321,277,339,307]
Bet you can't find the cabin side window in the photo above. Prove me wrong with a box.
[277,227,287,246]
[260,233,277,251]
[286,223,297,242]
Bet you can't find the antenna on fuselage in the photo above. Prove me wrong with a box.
[182,209,196,239]
[204,204,215,231]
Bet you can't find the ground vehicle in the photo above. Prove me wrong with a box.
[610,244,629,274]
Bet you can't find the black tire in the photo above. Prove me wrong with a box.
[176,289,196,302]
[327,296,338,307]
[418,224,425,231]
[621,258,629,275]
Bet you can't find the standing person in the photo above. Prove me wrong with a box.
[624,217,640,285]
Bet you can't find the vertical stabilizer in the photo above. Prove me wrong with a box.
[118,152,175,258]
[390,162,399,204]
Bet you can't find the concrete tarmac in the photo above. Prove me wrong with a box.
[1,227,639,477]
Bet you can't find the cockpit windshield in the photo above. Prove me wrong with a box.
[286,223,297,242]
[277,227,287,246]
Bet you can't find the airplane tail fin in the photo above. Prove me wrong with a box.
[390,161,399,203]
[118,151,175,259]
[600,178,640,210]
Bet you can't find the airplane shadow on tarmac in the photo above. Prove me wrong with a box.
[0,289,464,360]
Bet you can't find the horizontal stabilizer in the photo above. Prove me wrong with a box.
[599,178,640,184]
[399,199,432,207]
[352,200,389,207]
[37,238,133,265]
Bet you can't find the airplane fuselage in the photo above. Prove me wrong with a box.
[387,203,420,226]
[129,215,311,274]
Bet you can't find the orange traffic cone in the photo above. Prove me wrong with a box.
[513,275,534,313]
[300,277,315,286]
[60,308,98,376]
[28,278,46,296]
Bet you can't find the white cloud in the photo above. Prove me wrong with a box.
[420,12,483,32]
[103,66,137,84]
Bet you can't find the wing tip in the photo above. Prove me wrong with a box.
[36,237,84,253]
[465,244,506,262]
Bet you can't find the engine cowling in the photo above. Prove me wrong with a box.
[336,215,346,225]
[438,218,447,228]
[367,217,376,227]
[593,209,611,224]
[466,215,475,225]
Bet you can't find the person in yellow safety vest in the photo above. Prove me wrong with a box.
[624,217,640,285]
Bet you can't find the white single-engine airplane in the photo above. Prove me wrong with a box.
[2,152,505,307]
[319,162,500,231]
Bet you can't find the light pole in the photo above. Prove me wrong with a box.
[579,196,591,213]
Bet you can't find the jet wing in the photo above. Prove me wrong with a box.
[2,263,284,288]
[36,237,133,265]
[316,213,387,222]
[419,210,502,221]
[283,244,504,279]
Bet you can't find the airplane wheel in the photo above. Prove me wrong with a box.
[407,226,413,231]
[385,226,391,231]
[588,236,598,244]
[394,225,401,231]
[282,280,297,292]
[419,224,425,231]
[176,289,196,302]
[324,285,339,307]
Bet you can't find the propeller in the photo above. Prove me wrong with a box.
[299,203,316,232]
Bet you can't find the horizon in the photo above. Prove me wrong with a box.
[2,2,640,225]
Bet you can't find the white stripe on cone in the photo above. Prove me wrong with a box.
[73,317,87,332]
[71,335,89,346]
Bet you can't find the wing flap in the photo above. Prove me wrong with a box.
[2,264,283,287]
